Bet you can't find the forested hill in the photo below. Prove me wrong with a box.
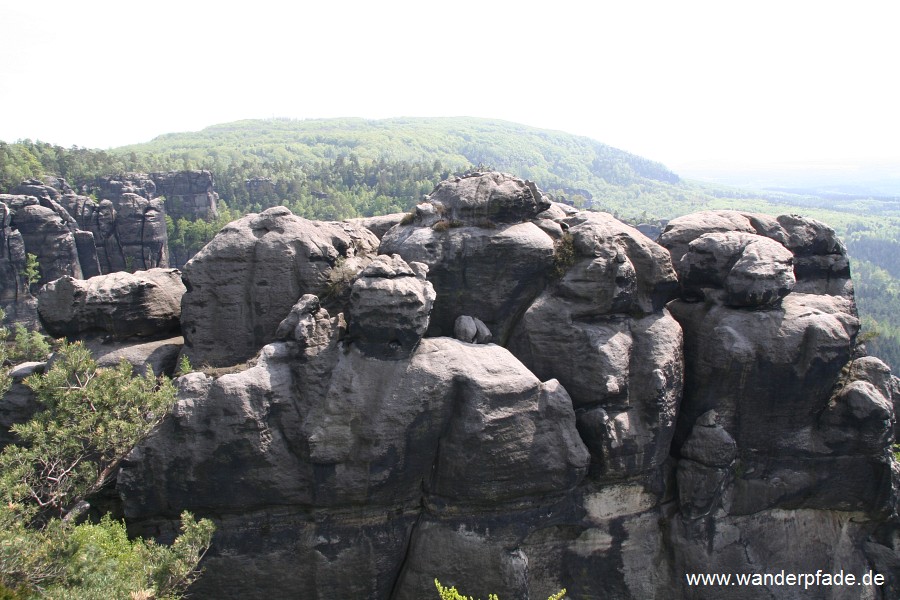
[2,117,900,370]
[121,116,678,194]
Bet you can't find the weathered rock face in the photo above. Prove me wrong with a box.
[380,172,556,342]
[348,254,435,356]
[106,176,900,599]
[2,194,83,283]
[150,170,219,221]
[508,211,682,481]
[658,210,899,599]
[0,201,38,327]
[37,268,185,340]
[659,210,852,298]
[93,173,157,202]
[119,255,589,599]
[676,231,795,307]
[180,206,380,367]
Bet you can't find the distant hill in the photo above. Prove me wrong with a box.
[112,117,693,220]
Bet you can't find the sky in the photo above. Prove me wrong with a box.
[1,0,898,174]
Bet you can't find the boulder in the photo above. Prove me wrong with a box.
[83,336,184,377]
[37,269,185,340]
[677,231,795,306]
[453,315,492,344]
[348,254,435,356]
[427,171,549,224]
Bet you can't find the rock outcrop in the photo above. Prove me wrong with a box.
[39,175,896,599]
[37,268,185,340]
[179,206,379,367]
[0,200,39,327]
[380,172,556,342]
[119,254,589,598]
[150,170,219,221]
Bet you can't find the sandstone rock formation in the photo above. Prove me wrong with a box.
[30,175,895,599]
[380,172,556,342]
[150,170,219,221]
[0,200,39,327]
[37,268,185,340]
[179,206,379,367]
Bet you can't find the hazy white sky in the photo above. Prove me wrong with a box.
[1,0,897,171]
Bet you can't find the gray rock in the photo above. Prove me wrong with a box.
[680,422,737,468]
[150,170,220,221]
[560,211,680,314]
[7,361,46,379]
[0,202,36,325]
[426,171,550,225]
[0,361,45,449]
[453,315,492,344]
[37,269,185,340]
[381,218,554,342]
[180,207,379,367]
[659,210,853,299]
[677,231,795,306]
[5,200,83,282]
[83,336,184,377]
[348,255,436,356]
[677,458,730,519]
[345,213,407,239]
[118,334,588,598]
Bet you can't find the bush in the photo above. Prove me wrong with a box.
[551,232,576,279]
[0,340,215,598]
[434,579,567,600]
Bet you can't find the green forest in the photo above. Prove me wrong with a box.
[2,117,899,370]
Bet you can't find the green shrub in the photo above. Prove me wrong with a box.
[22,254,40,287]
[10,325,52,363]
[435,579,567,600]
[551,232,576,279]
[0,340,215,598]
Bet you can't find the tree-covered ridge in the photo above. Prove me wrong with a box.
[122,116,678,184]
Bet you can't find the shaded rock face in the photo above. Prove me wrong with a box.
[37,269,185,340]
[180,206,379,367]
[0,362,44,450]
[119,255,589,599]
[380,172,556,342]
[508,211,682,480]
[109,177,900,599]
[658,210,900,599]
[150,170,219,221]
[2,195,84,283]
[0,201,39,327]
